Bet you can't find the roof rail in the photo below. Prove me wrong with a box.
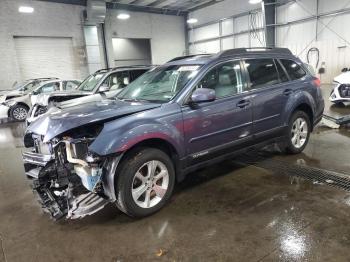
[167,54,212,63]
[95,65,153,72]
[218,47,293,57]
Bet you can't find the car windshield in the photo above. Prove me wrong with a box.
[77,72,105,91]
[117,65,201,102]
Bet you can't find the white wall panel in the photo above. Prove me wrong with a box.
[192,23,220,42]
[222,37,234,50]
[235,34,249,48]
[190,40,220,54]
[234,15,249,33]
[276,20,316,46]
[222,19,234,36]
[318,0,350,14]
[277,0,316,23]
[317,13,350,43]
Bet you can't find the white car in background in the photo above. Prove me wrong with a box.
[0,79,80,121]
[330,69,350,105]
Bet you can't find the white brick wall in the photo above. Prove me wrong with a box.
[0,0,89,89]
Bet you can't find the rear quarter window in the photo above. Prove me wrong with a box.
[281,59,307,80]
[245,59,280,89]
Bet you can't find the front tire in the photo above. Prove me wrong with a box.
[115,148,175,218]
[285,111,311,154]
[9,104,29,121]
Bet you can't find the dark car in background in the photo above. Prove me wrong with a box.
[22,48,324,220]
[27,66,151,124]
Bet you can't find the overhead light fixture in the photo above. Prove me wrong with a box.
[249,0,262,4]
[18,6,34,13]
[117,13,130,20]
[187,18,198,24]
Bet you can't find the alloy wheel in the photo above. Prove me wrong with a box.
[291,117,308,149]
[131,160,169,208]
[13,107,28,120]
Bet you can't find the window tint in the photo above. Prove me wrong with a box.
[103,72,130,91]
[275,60,289,82]
[196,61,244,98]
[245,59,280,89]
[63,81,79,90]
[281,59,306,80]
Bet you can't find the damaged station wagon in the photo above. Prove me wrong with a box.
[23,48,324,219]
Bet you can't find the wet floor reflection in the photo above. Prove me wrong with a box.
[0,121,349,260]
[0,121,25,148]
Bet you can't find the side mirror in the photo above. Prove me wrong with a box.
[98,85,110,93]
[190,88,216,104]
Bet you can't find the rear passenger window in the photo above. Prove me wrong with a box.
[245,59,280,89]
[196,61,244,98]
[281,59,306,80]
[275,60,289,82]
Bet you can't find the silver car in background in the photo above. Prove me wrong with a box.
[0,79,80,121]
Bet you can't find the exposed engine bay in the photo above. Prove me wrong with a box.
[23,126,110,220]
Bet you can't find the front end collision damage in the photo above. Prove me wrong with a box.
[23,133,113,220]
[22,101,184,220]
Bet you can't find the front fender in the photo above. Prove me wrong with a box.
[89,104,184,157]
[282,89,316,127]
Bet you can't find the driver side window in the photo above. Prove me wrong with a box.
[196,61,244,99]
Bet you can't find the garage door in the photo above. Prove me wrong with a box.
[14,36,78,81]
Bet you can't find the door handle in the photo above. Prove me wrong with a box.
[237,100,251,108]
[283,89,293,96]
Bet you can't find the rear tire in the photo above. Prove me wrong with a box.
[115,148,175,218]
[285,111,311,154]
[9,104,29,121]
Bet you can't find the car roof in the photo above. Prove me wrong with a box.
[95,65,153,74]
[165,48,296,66]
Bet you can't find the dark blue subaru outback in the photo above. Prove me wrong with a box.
[23,48,324,219]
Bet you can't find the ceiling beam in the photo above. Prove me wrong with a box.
[106,2,188,15]
[187,0,224,11]
[36,0,87,5]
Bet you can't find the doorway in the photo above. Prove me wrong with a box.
[112,38,152,66]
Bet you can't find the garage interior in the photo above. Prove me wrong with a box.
[1,0,350,261]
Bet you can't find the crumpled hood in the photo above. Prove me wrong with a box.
[334,71,350,84]
[27,99,161,142]
[35,90,92,106]
[0,89,25,98]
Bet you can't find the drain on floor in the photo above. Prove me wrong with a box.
[233,152,350,192]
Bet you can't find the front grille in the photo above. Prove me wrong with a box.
[339,84,350,98]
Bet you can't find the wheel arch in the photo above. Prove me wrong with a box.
[101,137,183,201]
[293,103,314,129]
[8,102,30,118]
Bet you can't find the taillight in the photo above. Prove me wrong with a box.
[312,77,321,87]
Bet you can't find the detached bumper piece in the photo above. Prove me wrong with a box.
[23,151,53,166]
[67,192,108,219]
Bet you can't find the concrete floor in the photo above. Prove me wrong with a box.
[1,101,350,261]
